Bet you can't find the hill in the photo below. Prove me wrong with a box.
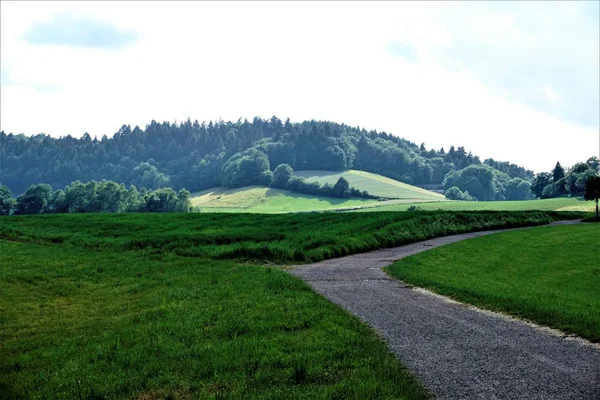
[1,117,534,198]
[191,185,377,213]
[295,170,445,201]
[190,170,446,212]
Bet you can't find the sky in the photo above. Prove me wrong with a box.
[1,1,599,173]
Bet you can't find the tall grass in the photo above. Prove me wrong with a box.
[0,211,581,264]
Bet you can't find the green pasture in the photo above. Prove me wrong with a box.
[386,223,600,342]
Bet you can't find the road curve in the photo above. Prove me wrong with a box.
[291,222,600,400]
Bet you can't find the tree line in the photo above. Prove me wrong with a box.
[0,180,192,215]
[531,158,599,199]
[1,117,532,197]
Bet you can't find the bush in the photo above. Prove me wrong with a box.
[445,186,474,201]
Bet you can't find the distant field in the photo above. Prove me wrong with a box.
[190,170,445,213]
[295,170,446,201]
[190,172,593,214]
[191,186,377,213]
[356,197,595,213]
[386,223,600,342]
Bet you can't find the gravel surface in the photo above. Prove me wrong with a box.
[291,222,600,400]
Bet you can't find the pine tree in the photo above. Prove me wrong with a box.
[552,162,565,182]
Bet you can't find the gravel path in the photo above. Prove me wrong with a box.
[291,222,600,399]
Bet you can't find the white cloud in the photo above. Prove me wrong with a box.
[1,1,598,172]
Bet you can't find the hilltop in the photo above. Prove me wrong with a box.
[1,117,533,199]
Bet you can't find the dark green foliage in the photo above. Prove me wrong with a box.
[504,178,533,201]
[221,149,271,188]
[587,156,600,173]
[14,184,52,215]
[332,177,350,198]
[533,159,597,199]
[0,117,530,196]
[584,175,600,218]
[0,184,15,215]
[443,164,508,201]
[5,180,192,215]
[531,172,552,198]
[445,186,474,201]
[131,162,171,189]
[271,164,294,189]
[552,161,565,182]
[483,159,534,181]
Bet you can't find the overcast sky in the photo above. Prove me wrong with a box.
[1,1,599,172]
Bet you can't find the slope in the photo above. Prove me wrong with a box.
[295,170,446,201]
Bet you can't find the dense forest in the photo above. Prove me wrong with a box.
[1,117,535,202]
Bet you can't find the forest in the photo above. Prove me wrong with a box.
[1,117,535,200]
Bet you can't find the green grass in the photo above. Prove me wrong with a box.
[0,212,580,264]
[357,197,595,213]
[1,241,430,399]
[191,186,377,213]
[0,211,585,399]
[294,170,445,201]
[386,224,600,342]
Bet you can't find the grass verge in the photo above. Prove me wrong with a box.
[385,224,600,342]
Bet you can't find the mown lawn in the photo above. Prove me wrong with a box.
[0,211,585,399]
[386,223,600,342]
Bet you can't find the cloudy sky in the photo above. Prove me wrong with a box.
[1,1,598,172]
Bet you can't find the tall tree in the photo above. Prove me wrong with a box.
[552,162,565,182]
[0,184,15,215]
[15,184,52,214]
[584,176,600,219]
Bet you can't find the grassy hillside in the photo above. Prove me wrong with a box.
[386,223,600,342]
[191,186,378,213]
[295,170,446,201]
[356,197,595,213]
[190,170,445,213]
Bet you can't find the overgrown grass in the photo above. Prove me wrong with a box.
[0,211,584,399]
[0,211,581,264]
[386,224,600,342]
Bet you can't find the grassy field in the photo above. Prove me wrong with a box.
[294,170,445,201]
[190,182,593,214]
[357,197,595,213]
[191,186,376,213]
[386,223,600,342]
[0,211,583,399]
[0,212,580,264]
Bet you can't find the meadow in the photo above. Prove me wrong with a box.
[356,196,594,213]
[0,211,585,399]
[190,183,593,214]
[293,170,445,201]
[386,223,600,342]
